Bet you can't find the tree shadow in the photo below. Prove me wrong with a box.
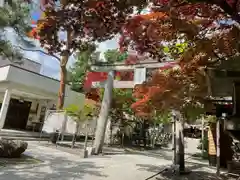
[39,141,127,157]
[0,154,43,167]
[157,169,225,180]
[0,153,107,180]
[102,148,128,155]
[127,148,174,161]
[37,142,86,156]
[38,140,175,160]
[137,161,226,180]
[102,147,173,160]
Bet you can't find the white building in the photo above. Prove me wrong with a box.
[0,57,41,73]
[0,58,85,131]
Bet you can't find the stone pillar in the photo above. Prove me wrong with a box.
[0,89,11,129]
[93,70,114,154]
[35,102,42,122]
[104,118,111,145]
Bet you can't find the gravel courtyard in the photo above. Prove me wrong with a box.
[0,138,228,180]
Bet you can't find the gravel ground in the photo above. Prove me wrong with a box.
[0,138,233,180]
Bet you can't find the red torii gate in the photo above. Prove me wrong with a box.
[84,61,178,102]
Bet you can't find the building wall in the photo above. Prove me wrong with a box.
[0,57,41,73]
[26,100,56,128]
[6,65,59,96]
[0,65,85,130]
[26,100,39,127]
[0,92,56,129]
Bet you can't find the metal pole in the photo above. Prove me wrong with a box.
[172,113,176,165]
[216,119,220,176]
[201,116,205,155]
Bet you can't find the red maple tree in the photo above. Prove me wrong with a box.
[118,3,240,116]
[29,0,240,114]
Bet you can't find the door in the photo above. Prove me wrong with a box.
[4,98,32,130]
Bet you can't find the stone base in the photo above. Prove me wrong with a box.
[86,147,93,156]
[179,169,192,175]
[90,147,104,155]
[83,150,88,158]
[170,165,191,175]
[209,155,217,167]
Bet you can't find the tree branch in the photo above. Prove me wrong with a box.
[14,46,61,61]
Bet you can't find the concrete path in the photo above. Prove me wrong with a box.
[0,138,225,180]
[0,141,172,180]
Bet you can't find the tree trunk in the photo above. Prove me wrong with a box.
[119,119,125,147]
[143,120,147,148]
[57,56,68,110]
[151,123,157,148]
[71,133,76,149]
[172,118,176,165]
[93,70,114,154]
[83,130,89,158]
[58,0,67,110]
[71,123,79,148]
[84,131,88,151]
[92,127,95,146]
[57,20,71,109]
[110,120,113,145]
[121,133,125,147]
[176,118,185,172]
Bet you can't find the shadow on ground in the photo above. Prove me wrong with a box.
[39,141,174,161]
[0,153,107,180]
[137,161,228,180]
[0,154,43,167]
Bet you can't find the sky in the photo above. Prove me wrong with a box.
[20,35,118,79]
[8,2,119,80]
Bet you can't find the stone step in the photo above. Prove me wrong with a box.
[0,132,49,138]
[1,136,49,141]
[0,130,93,142]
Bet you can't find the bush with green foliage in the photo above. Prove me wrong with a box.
[65,103,98,123]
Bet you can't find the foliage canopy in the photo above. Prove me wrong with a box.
[33,0,240,116]
[0,0,34,61]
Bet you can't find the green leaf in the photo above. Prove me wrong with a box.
[104,49,127,63]
[65,103,97,123]
[153,110,171,124]
[68,47,97,92]
[163,46,170,53]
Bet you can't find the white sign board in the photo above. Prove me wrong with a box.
[64,116,77,134]
[41,111,66,133]
[134,68,146,85]
[41,111,98,136]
